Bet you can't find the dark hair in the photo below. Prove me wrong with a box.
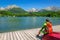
[46,19,50,22]
[46,19,52,23]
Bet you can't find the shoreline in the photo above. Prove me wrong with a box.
[1,25,60,33]
[18,25,60,31]
[0,25,60,40]
[8,25,60,33]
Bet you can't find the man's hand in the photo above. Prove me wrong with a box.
[38,30,40,34]
[37,31,40,36]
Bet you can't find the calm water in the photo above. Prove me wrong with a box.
[0,17,60,32]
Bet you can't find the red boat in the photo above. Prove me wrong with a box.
[42,32,60,40]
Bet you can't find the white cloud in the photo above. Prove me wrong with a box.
[6,5,19,9]
[0,5,19,10]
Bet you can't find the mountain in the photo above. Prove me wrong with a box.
[0,5,27,14]
[37,6,60,12]
[38,9,47,12]
[44,6,60,11]
[0,5,60,13]
[7,7,26,14]
[28,8,38,12]
[27,6,60,12]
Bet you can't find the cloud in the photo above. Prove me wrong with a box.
[0,5,19,10]
[6,5,19,9]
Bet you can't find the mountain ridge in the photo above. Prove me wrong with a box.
[0,5,60,13]
[0,5,27,14]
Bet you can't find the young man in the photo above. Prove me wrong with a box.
[37,19,53,36]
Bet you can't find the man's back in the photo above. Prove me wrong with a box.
[46,22,53,33]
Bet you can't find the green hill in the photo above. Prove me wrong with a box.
[8,7,27,14]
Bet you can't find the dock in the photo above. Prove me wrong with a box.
[0,28,40,40]
[0,25,60,40]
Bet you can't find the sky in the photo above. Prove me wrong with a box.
[0,0,60,10]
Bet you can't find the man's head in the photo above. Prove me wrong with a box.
[46,19,50,22]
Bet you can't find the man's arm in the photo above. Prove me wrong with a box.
[37,22,46,36]
[37,25,45,36]
[39,23,47,33]
[40,26,45,32]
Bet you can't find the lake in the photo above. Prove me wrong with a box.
[0,17,60,32]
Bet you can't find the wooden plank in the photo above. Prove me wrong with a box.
[18,31,30,40]
[27,31,40,40]
[3,33,7,40]
[12,32,18,40]
[10,32,14,40]
[0,33,3,40]
[0,33,5,40]
[24,32,36,40]
[14,31,21,40]
[27,32,37,40]
[17,31,24,40]
[21,31,30,40]
[0,33,2,39]
[6,32,11,40]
